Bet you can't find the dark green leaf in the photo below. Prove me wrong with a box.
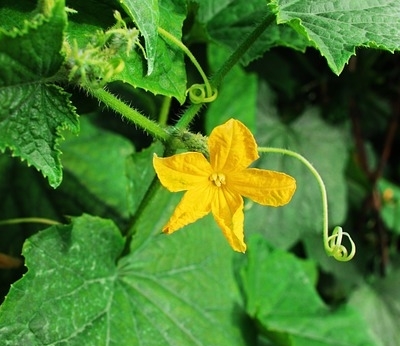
[58,116,135,224]
[0,0,79,188]
[241,235,376,346]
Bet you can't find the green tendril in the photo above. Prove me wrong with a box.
[157,27,217,104]
[186,84,218,104]
[258,147,356,262]
[0,217,61,227]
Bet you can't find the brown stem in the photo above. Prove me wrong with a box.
[0,253,23,269]
[371,101,399,183]
[349,98,371,176]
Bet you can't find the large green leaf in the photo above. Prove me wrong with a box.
[0,0,79,188]
[122,190,249,345]
[241,235,376,346]
[245,84,348,249]
[0,119,151,299]
[0,199,248,344]
[269,0,400,74]
[0,215,126,345]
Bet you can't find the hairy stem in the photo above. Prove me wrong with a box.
[88,88,170,141]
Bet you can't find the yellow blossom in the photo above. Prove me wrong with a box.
[153,119,296,252]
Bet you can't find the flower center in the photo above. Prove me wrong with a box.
[209,173,226,187]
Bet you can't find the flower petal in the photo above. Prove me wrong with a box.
[208,119,259,173]
[163,185,213,234]
[153,152,212,192]
[211,187,246,252]
[230,168,296,206]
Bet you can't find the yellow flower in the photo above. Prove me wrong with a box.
[153,119,296,252]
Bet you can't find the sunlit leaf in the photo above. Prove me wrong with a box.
[0,203,249,344]
[269,0,400,74]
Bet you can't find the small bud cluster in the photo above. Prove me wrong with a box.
[64,11,145,88]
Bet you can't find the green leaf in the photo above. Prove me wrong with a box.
[241,235,376,346]
[245,88,348,249]
[206,0,309,66]
[115,0,187,103]
[0,0,37,32]
[0,198,248,344]
[58,115,136,225]
[0,0,79,188]
[0,215,126,345]
[122,190,249,345]
[205,43,258,133]
[349,272,400,346]
[377,178,400,234]
[119,0,159,75]
[191,0,234,24]
[269,0,400,74]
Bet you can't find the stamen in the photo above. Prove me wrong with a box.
[210,173,226,187]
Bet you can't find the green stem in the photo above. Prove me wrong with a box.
[0,217,61,227]
[125,175,161,239]
[258,147,356,261]
[176,13,275,129]
[88,88,170,141]
[119,174,162,258]
[210,13,275,89]
[158,96,172,126]
[158,27,213,98]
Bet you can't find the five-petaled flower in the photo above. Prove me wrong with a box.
[153,119,296,252]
